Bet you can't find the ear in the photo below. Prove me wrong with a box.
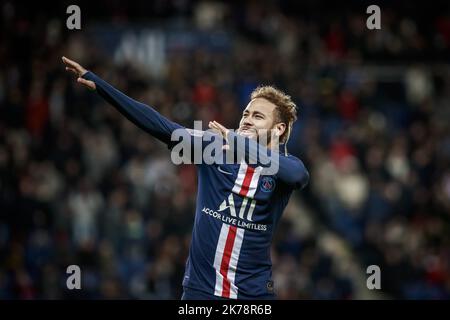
[274,122,286,138]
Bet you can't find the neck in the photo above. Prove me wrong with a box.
[267,141,287,155]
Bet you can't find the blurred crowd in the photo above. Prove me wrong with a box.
[0,1,449,299]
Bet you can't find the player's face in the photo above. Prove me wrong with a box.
[237,98,279,144]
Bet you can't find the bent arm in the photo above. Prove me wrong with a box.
[227,131,310,189]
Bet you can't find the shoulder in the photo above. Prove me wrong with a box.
[283,153,307,167]
[280,153,310,189]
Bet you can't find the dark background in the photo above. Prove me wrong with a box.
[0,0,449,299]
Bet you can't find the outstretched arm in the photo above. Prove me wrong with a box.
[62,56,182,146]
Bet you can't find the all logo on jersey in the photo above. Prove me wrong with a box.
[218,194,256,221]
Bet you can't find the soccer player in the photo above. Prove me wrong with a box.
[62,56,309,300]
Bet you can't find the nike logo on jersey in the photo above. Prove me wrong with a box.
[217,165,233,175]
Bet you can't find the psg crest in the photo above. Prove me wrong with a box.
[260,176,275,192]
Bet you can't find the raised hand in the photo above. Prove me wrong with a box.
[209,120,230,150]
[62,56,96,90]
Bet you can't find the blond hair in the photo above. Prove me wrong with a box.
[250,85,297,154]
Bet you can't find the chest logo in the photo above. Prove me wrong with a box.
[260,176,275,192]
[216,165,233,175]
[218,194,256,221]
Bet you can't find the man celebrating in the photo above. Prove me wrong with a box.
[62,56,309,300]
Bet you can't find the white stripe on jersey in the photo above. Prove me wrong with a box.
[213,224,229,296]
[227,227,245,299]
[231,160,248,195]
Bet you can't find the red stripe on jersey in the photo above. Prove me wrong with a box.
[239,166,255,197]
[219,225,237,298]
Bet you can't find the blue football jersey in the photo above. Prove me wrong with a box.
[184,155,308,299]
